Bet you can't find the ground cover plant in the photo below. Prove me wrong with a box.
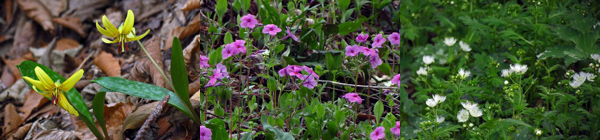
[0,0,599,139]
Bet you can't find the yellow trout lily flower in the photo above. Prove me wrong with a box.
[23,67,83,116]
[96,9,150,52]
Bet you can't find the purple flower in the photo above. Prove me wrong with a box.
[205,72,222,87]
[262,24,282,36]
[345,45,360,57]
[215,63,228,78]
[371,34,386,48]
[390,121,401,136]
[301,75,317,89]
[199,125,212,140]
[391,74,401,87]
[370,127,385,140]
[343,93,363,104]
[222,44,239,59]
[356,33,368,43]
[232,40,247,54]
[282,27,299,42]
[240,14,259,29]
[360,47,377,56]
[302,66,319,79]
[369,54,383,69]
[278,67,289,77]
[199,55,210,68]
[286,65,304,78]
[388,32,400,45]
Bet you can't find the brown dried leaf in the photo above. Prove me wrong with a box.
[1,67,16,89]
[105,102,136,139]
[165,14,206,50]
[9,123,32,139]
[5,0,13,23]
[129,36,166,88]
[38,0,66,16]
[33,129,78,139]
[55,38,81,51]
[63,54,82,72]
[18,90,49,120]
[10,20,36,59]
[1,57,27,78]
[93,51,121,77]
[53,17,87,37]
[181,0,204,12]
[119,102,159,140]
[2,104,23,137]
[183,35,202,81]
[16,0,55,33]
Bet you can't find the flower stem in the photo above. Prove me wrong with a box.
[136,40,176,91]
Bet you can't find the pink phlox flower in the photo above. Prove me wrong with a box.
[345,45,360,57]
[371,34,386,48]
[222,44,239,59]
[240,14,259,29]
[215,63,228,79]
[199,126,212,140]
[278,67,289,77]
[388,32,400,45]
[233,40,247,53]
[360,47,377,56]
[369,53,383,68]
[206,72,222,87]
[262,24,282,36]
[301,74,317,89]
[391,74,401,87]
[356,33,368,43]
[390,121,401,136]
[370,127,385,140]
[199,55,210,68]
[281,27,299,42]
[343,93,363,104]
[302,66,319,79]
[286,65,304,78]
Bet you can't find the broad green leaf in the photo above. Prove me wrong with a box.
[337,19,364,35]
[92,77,197,123]
[240,132,253,140]
[207,118,229,140]
[216,0,227,21]
[377,63,391,76]
[170,37,198,123]
[501,119,533,128]
[93,88,110,139]
[209,46,224,65]
[17,61,103,140]
[262,116,295,140]
[374,101,383,124]
[224,32,233,44]
[267,77,277,92]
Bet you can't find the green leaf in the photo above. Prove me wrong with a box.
[17,61,104,140]
[170,37,198,123]
[262,116,295,140]
[337,19,363,35]
[216,0,227,21]
[267,77,277,92]
[92,77,197,124]
[209,46,224,65]
[377,63,391,75]
[325,53,338,71]
[240,132,253,140]
[323,24,339,37]
[206,118,229,140]
[93,88,110,139]
[374,101,383,124]
[224,32,233,44]
[501,119,533,128]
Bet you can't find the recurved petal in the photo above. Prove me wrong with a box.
[102,38,119,44]
[126,29,150,42]
[121,10,135,36]
[57,92,79,116]
[23,76,50,92]
[34,67,55,90]
[58,69,83,92]
[96,21,115,37]
[102,15,119,36]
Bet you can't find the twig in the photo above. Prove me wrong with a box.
[76,49,96,71]
[317,80,399,89]
[134,95,170,140]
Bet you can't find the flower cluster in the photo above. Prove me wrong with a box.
[199,55,210,68]
[278,65,319,89]
[222,40,246,59]
[345,45,383,68]
[569,71,596,88]
[444,37,471,52]
[205,63,228,87]
[457,100,483,122]
[500,64,528,77]
[426,94,446,107]
[416,66,431,76]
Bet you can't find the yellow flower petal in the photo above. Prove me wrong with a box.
[126,29,150,42]
[102,38,118,44]
[58,69,83,92]
[102,15,119,36]
[121,10,135,36]
[56,91,79,116]
[23,76,50,92]
[96,21,115,38]
[34,67,55,91]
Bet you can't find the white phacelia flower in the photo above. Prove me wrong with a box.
[423,55,435,65]
[417,67,429,75]
[426,98,438,107]
[535,129,543,136]
[457,68,471,79]
[432,94,446,103]
[457,109,470,122]
[436,115,445,123]
[510,64,528,75]
[459,41,471,52]
[569,72,587,88]
[444,37,457,46]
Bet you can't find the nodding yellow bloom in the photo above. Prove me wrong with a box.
[96,10,150,52]
[23,67,83,116]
